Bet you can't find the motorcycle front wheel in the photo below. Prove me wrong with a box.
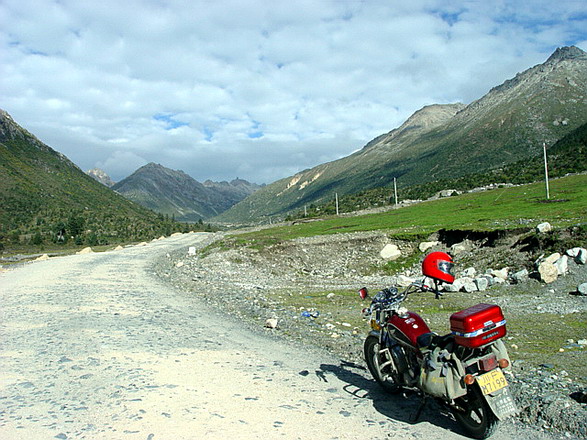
[452,386,499,439]
[363,335,401,394]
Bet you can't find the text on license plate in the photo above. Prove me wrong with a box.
[477,369,508,395]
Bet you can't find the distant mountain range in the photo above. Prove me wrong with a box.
[215,46,587,223]
[110,163,261,222]
[0,110,185,249]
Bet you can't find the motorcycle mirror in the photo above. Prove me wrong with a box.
[358,287,369,300]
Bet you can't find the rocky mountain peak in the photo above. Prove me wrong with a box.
[87,168,116,187]
[546,45,587,63]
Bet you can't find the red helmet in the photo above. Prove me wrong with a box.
[422,251,455,284]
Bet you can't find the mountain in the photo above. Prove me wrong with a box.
[87,168,116,187]
[112,163,260,222]
[215,46,587,223]
[0,110,184,250]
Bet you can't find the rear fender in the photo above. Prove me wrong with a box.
[480,385,518,420]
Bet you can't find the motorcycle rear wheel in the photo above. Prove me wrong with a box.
[364,335,401,394]
[452,386,499,439]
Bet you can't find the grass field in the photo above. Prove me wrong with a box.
[227,173,587,248]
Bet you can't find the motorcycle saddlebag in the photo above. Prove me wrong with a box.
[450,303,506,348]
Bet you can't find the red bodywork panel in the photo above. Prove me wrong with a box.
[450,303,507,348]
[388,311,431,347]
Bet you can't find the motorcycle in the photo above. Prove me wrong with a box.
[360,252,517,439]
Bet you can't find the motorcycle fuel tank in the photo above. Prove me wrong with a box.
[388,311,431,347]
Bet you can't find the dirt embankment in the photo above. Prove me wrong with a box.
[156,227,587,438]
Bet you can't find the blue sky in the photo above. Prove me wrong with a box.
[1,0,586,184]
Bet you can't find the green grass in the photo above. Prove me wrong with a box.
[225,174,587,248]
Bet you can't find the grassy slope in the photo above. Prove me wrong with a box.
[230,173,587,247]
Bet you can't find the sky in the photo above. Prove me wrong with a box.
[1,1,586,184]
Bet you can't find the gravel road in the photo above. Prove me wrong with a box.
[0,233,563,440]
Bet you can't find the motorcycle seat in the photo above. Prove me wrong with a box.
[417,332,454,350]
[417,332,437,349]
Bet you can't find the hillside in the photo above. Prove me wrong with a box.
[0,110,186,251]
[112,163,260,222]
[215,46,587,223]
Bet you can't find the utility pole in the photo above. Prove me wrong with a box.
[393,177,398,206]
[304,205,307,217]
[335,193,339,216]
[543,142,550,200]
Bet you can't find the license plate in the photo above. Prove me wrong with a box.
[477,369,508,395]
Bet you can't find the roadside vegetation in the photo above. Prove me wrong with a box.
[218,173,587,250]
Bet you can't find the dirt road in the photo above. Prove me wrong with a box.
[0,233,554,439]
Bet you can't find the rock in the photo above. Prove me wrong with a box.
[326,293,336,299]
[397,275,415,287]
[577,283,587,296]
[576,249,587,265]
[77,247,93,255]
[511,269,529,284]
[475,277,489,291]
[536,222,552,233]
[265,318,278,329]
[188,246,197,256]
[492,268,509,281]
[538,261,558,284]
[175,261,185,268]
[380,244,401,260]
[461,277,478,293]
[35,254,50,261]
[419,241,438,252]
[462,267,477,278]
[443,283,460,292]
[566,247,583,258]
[544,252,561,265]
[114,245,124,251]
[452,277,477,292]
[554,255,568,275]
[451,242,470,255]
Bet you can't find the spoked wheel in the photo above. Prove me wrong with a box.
[452,386,499,439]
[363,335,401,394]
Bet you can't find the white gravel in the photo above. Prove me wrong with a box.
[0,233,564,440]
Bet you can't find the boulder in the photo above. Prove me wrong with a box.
[475,277,489,292]
[577,283,587,296]
[567,247,583,258]
[35,254,50,261]
[451,242,470,255]
[543,253,561,265]
[492,268,509,281]
[462,267,477,278]
[536,222,552,233]
[554,255,568,275]
[511,269,529,284]
[576,249,587,265]
[538,261,558,284]
[380,244,401,260]
[452,277,477,292]
[419,241,439,252]
[77,247,93,255]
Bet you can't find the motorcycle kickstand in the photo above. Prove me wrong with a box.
[410,395,428,424]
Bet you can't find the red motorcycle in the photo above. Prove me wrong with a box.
[360,252,517,439]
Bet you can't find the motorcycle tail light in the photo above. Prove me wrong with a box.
[464,374,476,385]
[498,358,509,369]
[479,355,498,372]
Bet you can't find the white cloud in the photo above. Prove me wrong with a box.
[1,0,586,183]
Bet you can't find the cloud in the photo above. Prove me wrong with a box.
[1,0,586,183]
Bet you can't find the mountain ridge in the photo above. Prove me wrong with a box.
[214,46,587,223]
[112,163,260,221]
